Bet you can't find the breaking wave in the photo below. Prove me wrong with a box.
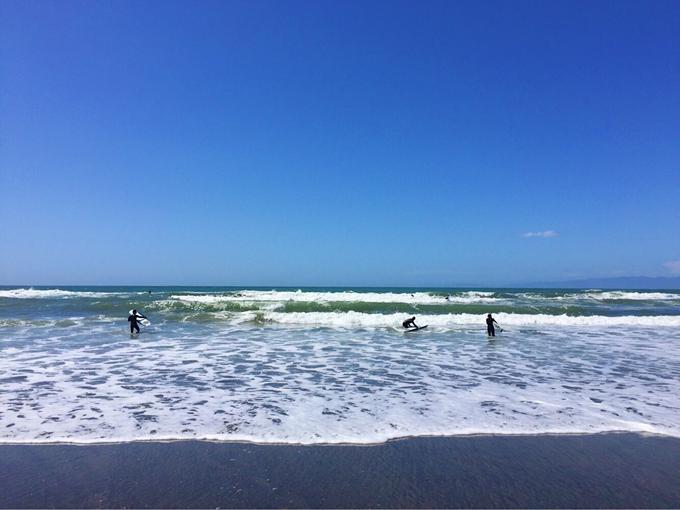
[0,288,132,299]
[225,311,680,328]
[169,290,499,305]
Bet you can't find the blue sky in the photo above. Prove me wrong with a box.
[1,0,679,286]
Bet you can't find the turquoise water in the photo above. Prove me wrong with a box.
[1,286,679,443]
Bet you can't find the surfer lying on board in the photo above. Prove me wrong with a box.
[486,313,502,336]
[402,316,418,329]
[128,309,147,334]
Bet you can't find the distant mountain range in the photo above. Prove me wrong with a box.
[525,276,680,290]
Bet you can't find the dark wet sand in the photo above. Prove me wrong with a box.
[1,433,680,508]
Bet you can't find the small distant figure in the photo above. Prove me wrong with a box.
[486,313,502,336]
[445,295,450,301]
[402,316,418,329]
[128,309,147,334]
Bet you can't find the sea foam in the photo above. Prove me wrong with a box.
[2,287,679,445]
[1,321,678,444]
[0,288,124,299]
[169,290,498,305]
[208,311,680,328]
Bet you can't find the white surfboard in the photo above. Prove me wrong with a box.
[129,310,151,326]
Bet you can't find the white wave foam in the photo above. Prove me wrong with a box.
[1,322,678,444]
[0,288,120,299]
[246,311,680,328]
[583,291,679,301]
[0,317,85,328]
[518,291,680,302]
[0,315,120,329]
[169,290,498,305]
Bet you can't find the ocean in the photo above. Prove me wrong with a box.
[1,286,679,444]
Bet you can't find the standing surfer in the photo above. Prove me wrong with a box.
[128,309,147,334]
[486,313,502,336]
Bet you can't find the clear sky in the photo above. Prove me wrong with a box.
[1,0,679,286]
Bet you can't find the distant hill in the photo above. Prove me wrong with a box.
[525,276,680,290]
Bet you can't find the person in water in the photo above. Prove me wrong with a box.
[402,316,418,329]
[486,313,501,336]
[128,309,147,334]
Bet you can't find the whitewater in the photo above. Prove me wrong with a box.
[1,286,679,444]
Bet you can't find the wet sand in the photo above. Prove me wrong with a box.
[1,433,679,508]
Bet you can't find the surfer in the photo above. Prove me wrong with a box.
[128,309,147,334]
[402,316,418,329]
[486,313,501,336]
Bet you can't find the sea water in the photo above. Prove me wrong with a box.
[1,286,679,444]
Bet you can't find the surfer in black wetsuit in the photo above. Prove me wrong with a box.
[402,316,418,329]
[128,309,147,334]
[486,313,501,336]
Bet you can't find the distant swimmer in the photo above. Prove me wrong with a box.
[486,313,502,336]
[445,295,450,301]
[128,309,148,334]
[402,316,418,329]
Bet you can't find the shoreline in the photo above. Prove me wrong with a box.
[0,429,673,447]
[2,433,679,508]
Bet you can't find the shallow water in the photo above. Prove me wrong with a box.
[1,286,679,443]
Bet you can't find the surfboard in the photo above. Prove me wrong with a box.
[404,325,428,332]
[129,310,151,327]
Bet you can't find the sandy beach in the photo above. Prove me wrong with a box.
[1,433,679,508]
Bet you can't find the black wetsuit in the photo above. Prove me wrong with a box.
[128,314,143,333]
[403,318,417,329]
[486,317,496,336]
